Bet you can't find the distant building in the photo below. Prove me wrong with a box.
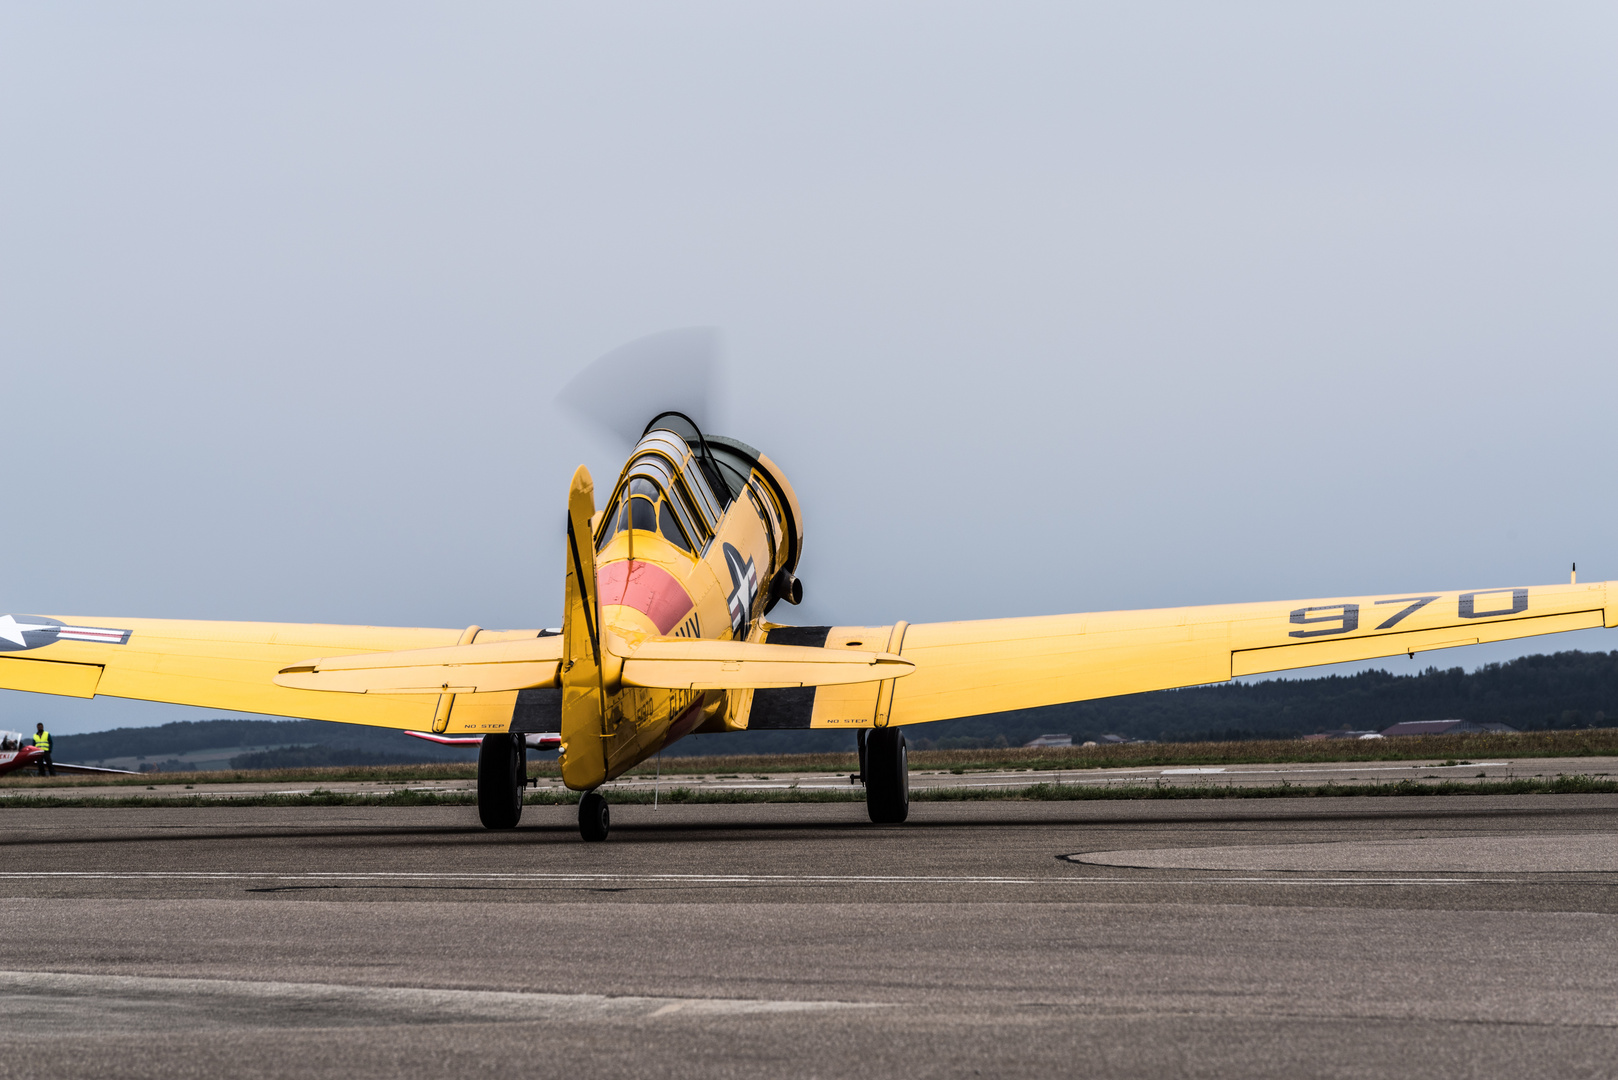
[1023,733,1073,748]
[1380,719,1519,737]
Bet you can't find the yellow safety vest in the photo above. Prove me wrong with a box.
[33,731,49,751]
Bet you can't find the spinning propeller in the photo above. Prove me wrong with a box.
[555,327,725,447]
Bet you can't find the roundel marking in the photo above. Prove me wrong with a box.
[0,616,132,652]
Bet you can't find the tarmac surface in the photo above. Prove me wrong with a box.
[8,754,1616,800]
[2,796,1616,1079]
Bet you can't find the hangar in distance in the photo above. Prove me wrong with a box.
[1,334,1610,838]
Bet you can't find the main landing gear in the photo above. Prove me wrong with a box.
[478,731,610,840]
[578,791,610,842]
[476,733,526,830]
[860,728,910,824]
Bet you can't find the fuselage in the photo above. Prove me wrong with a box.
[577,415,803,782]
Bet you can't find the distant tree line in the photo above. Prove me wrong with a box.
[50,717,476,768]
[903,649,1618,750]
[226,745,449,770]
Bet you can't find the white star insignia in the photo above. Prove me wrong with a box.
[0,615,54,648]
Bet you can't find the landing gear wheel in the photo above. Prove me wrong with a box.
[477,733,526,830]
[579,791,610,842]
[865,727,909,824]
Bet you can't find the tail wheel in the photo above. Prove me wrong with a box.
[476,733,525,830]
[579,791,610,842]
[865,727,909,824]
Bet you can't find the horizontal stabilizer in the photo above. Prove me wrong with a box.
[611,636,913,690]
[274,637,563,695]
[276,632,908,694]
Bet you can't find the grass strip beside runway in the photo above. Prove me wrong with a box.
[13,728,1618,790]
[2,775,1616,808]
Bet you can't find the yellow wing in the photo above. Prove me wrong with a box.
[759,579,1616,729]
[0,615,545,734]
[4,578,1610,737]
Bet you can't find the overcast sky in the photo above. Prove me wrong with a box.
[3,3,1616,734]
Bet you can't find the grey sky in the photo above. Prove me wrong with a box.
[3,3,1615,735]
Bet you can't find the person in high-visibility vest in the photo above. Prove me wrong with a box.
[33,724,54,777]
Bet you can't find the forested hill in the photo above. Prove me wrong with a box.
[21,649,1618,764]
[41,718,475,769]
[902,649,1618,750]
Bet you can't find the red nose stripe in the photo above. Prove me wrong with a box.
[597,560,695,635]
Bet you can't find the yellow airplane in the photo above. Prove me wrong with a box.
[1,347,1611,840]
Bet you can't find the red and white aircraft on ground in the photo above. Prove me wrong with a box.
[0,731,140,778]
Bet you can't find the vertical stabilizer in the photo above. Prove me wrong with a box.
[560,466,609,790]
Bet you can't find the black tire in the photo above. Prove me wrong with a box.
[579,791,610,842]
[477,733,525,830]
[865,727,909,824]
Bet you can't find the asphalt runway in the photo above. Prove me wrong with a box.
[11,754,1615,801]
[2,797,1616,1079]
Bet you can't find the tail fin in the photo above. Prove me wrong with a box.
[560,465,610,790]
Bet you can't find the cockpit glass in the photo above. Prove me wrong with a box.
[664,483,701,546]
[630,496,657,532]
[595,498,630,551]
[0,732,18,752]
[596,429,726,556]
[634,434,724,524]
[658,501,692,552]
